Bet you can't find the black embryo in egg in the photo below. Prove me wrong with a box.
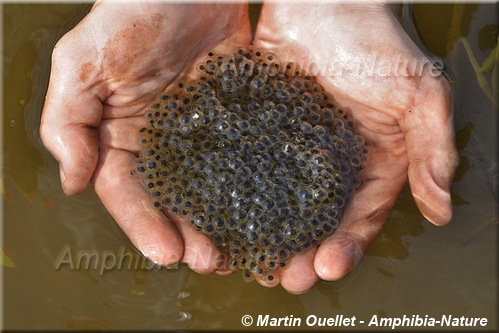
[135,47,367,282]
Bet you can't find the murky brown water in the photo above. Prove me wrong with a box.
[2,2,497,330]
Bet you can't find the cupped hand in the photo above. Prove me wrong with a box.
[253,2,459,293]
[40,1,252,272]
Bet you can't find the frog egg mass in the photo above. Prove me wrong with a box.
[134,47,367,282]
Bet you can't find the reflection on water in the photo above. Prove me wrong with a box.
[2,2,497,330]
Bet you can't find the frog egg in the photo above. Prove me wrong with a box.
[205,61,219,74]
[283,225,298,240]
[221,68,235,81]
[300,122,314,135]
[284,62,298,76]
[266,63,280,76]
[261,84,274,97]
[277,247,291,261]
[321,219,336,235]
[290,77,304,90]
[220,79,235,91]
[276,90,291,102]
[273,79,286,90]
[242,269,256,282]
[269,233,284,246]
[220,61,236,74]
[235,46,250,57]
[246,101,261,113]
[350,154,364,169]
[238,60,254,76]
[333,196,345,209]
[212,234,225,247]
[253,267,265,276]
[246,125,261,137]
[203,151,218,164]
[311,228,325,241]
[313,125,328,139]
[225,218,238,230]
[204,203,217,216]
[230,241,244,256]
[298,91,313,103]
[200,223,215,235]
[183,82,197,93]
[205,50,217,60]
[250,77,265,91]
[294,232,308,246]
[264,246,278,260]
[211,217,225,231]
[196,80,210,92]
[228,258,239,270]
[334,182,346,195]
[308,102,321,113]
[165,112,178,123]
[261,51,276,63]
[308,112,322,125]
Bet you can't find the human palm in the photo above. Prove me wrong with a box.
[252,2,458,292]
[41,2,252,272]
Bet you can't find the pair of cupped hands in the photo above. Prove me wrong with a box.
[40,1,458,293]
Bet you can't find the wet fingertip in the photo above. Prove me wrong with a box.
[185,245,225,274]
[135,225,184,267]
[412,171,453,226]
[60,163,82,196]
[287,286,314,295]
[414,193,452,226]
[281,277,317,295]
[138,243,182,267]
[61,161,95,196]
[280,249,319,293]
[59,165,72,195]
[189,266,214,275]
[315,240,364,281]
[215,267,235,276]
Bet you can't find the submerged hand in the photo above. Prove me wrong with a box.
[40,1,251,272]
[253,2,458,293]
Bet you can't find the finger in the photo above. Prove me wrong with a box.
[279,246,320,294]
[314,175,402,281]
[92,147,184,266]
[166,211,226,274]
[400,73,459,226]
[98,116,148,154]
[214,265,235,276]
[39,120,99,196]
[40,32,108,196]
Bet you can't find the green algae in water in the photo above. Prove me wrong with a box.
[135,47,367,281]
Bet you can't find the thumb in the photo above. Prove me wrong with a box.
[401,71,459,226]
[40,33,106,196]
